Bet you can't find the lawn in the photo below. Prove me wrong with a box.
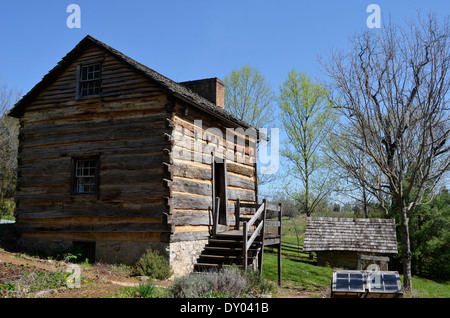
[263,215,450,298]
[262,250,450,298]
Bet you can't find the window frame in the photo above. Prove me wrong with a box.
[71,156,100,197]
[76,62,102,99]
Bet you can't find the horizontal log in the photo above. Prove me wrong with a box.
[227,187,256,202]
[170,210,211,226]
[100,168,166,185]
[17,173,71,188]
[101,153,168,171]
[169,193,213,210]
[15,200,167,219]
[99,183,168,201]
[227,173,255,190]
[26,94,167,122]
[23,110,168,135]
[21,120,170,148]
[227,161,255,178]
[15,220,173,233]
[20,136,170,161]
[174,108,257,141]
[171,160,211,180]
[19,157,72,175]
[15,187,71,204]
[171,177,212,196]
[21,231,162,243]
[173,125,256,158]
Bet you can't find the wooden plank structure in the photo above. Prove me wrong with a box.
[7,35,279,277]
[303,217,398,270]
[195,199,282,285]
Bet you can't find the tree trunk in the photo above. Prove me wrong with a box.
[362,186,369,218]
[399,203,412,292]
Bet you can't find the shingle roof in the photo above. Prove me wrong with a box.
[8,35,252,130]
[303,217,398,254]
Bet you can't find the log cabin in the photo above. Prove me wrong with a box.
[8,35,263,277]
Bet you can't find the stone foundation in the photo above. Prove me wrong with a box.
[169,240,208,278]
[17,236,208,278]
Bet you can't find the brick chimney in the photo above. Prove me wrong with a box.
[180,77,225,109]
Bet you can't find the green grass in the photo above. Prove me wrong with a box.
[266,215,450,298]
[262,251,450,298]
[262,252,333,293]
[407,276,450,298]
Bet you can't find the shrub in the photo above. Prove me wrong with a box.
[168,266,275,298]
[133,282,156,298]
[0,199,15,219]
[134,249,172,280]
[13,270,69,297]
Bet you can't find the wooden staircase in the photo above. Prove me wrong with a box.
[194,198,282,277]
[194,231,261,271]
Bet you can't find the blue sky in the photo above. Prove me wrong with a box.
[1,1,448,94]
[1,0,448,198]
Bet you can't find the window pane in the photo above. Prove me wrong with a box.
[74,159,97,194]
[80,63,101,97]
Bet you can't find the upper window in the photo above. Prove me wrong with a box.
[73,158,98,195]
[79,63,101,97]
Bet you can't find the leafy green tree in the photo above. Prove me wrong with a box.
[224,64,275,130]
[278,69,336,216]
[410,189,450,279]
[224,64,277,187]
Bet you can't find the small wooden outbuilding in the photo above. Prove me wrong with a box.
[303,217,398,270]
[8,35,263,277]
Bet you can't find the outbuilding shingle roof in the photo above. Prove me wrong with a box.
[303,217,398,254]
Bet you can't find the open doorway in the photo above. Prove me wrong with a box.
[212,157,228,231]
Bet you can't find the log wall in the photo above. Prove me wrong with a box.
[167,103,258,242]
[14,43,173,262]
[13,40,259,269]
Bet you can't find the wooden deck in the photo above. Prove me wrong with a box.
[216,229,281,245]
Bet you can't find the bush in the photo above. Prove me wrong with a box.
[168,266,275,298]
[134,249,172,280]
[0,199,15,219]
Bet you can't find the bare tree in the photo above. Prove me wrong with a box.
[321,14,450,291]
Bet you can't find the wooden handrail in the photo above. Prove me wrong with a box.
[242,199,267,271]
[234,199,282,281]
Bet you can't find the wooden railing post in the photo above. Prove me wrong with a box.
[278,202,282,286]
[258,199,267,275]
[235,198,240,231]
[242,221,248,271]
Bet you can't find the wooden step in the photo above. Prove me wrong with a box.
[202,246,258,255]
[193,263,243,272]
[194,231,263,273]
